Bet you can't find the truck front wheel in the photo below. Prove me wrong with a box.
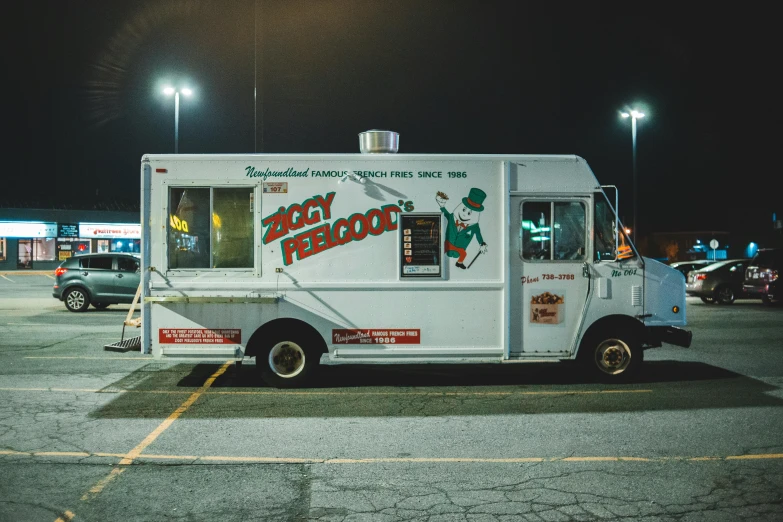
[257,333,319,388]
[579,327,643,382]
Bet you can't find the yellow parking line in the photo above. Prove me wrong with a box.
[44,274,55,280]
[78,361,231,503]
[54,510,74,522]
[726,453,783,460]
[5,451,783,466]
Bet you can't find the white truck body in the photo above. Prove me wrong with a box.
[140,150,690,378]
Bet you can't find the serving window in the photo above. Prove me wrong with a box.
[168,187,255,270]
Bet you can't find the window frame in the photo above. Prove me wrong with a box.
[520,198,589,263]
[163,182,258,274]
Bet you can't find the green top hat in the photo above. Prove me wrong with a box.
[462,188,486,212]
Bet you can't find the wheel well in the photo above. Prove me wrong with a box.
[245,318,327,358]
[577,315,645,358]
[63,284,92,299]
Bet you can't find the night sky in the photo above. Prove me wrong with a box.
[3,1,778,239]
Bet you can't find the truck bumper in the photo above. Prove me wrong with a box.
[646,326,692,348]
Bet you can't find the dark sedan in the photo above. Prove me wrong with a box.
[670,260,716,278]
[686,259,750,304]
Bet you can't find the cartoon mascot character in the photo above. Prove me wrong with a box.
[436,188,488,269]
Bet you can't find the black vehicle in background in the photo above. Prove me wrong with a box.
[686,259,750,305]
[670,260,716,278]
[744,248,781,305]
[52,253,141,312]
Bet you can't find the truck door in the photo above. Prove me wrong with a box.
[509,197,591,356]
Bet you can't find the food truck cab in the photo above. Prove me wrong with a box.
[140,131,691,387]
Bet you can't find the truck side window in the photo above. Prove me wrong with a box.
[553,202,586,261]
[169,188,211,269]
[521,202,551,260]
[522,201,585,261]
[168,187,255,270]
[594,194,636,261]
[212,188,254,268]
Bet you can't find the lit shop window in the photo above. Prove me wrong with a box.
[0,238,6,261]
[33,238,56,262]
[168,187,254,269]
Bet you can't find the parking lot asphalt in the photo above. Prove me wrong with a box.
[1,274,782,521]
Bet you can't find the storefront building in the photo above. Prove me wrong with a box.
[0,209,139,271]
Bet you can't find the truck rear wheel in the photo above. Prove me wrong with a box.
[579,327,643,382]
[256,332,319,388]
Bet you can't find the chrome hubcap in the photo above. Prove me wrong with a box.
[268,342,306,378]
[67,291,85,309]
[595,338,631,375]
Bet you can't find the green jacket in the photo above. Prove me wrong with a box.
[442,207,484,249]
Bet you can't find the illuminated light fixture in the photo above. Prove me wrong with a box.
[672,306,679,314]
[162,85,195,153]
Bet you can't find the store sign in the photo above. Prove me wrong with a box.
[58,223,79,238]
[0,221,57,238]
[79,223,140,239]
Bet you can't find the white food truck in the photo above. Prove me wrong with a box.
[140,130,691,387]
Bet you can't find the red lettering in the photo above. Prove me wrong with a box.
[315,192,336,219]
[287,204,305,231]
[332,218,351,245]
[366,208,386,236]
[382,204,401,231]
[349,213,369,241]
[302,199,321,225]
[282,237,298,265]
[310,225,329,255]
[297,233,313,261]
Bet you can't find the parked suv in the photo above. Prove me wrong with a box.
[743,248,781,305]
[685,259,750,304]
[52,253,140,312]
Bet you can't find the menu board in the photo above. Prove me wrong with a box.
[400,213,441,278]
[58,223,79,238]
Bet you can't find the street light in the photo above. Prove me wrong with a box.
[163,86,193,153]
[620,109,644,244]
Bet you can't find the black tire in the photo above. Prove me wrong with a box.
[700,297,716,304]
[64,287,90,313]
[92,303,110,310]
[256,330,321,388]
[714,286,735,305]
[578,326,643,382]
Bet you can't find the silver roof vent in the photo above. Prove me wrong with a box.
[359,130,399,154]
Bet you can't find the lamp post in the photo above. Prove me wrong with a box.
[163,86,193,153]
[620,109,644,244]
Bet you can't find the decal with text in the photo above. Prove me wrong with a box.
[332,329,421,344]
[159,328,241,344]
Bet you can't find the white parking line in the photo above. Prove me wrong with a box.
[0,275,14,282]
